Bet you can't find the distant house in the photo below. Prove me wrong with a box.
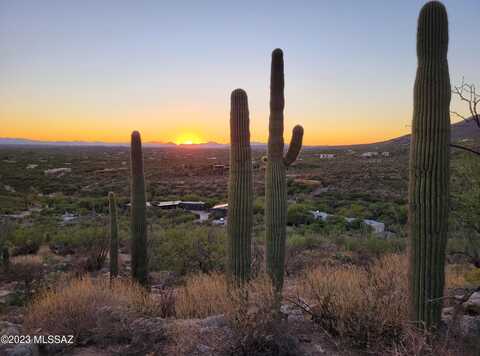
[61,212,78,224]
[310,210,330,221]
[363,219,385,234]
[152,200,206,211]
[311,211,385,234]
[360,152,379,158]
[154,201,182,209]
[179,201,206,211]
[381,152,390,157]
[212,164,228,174]
[211,203,228,219]
[318,153,335,159]
[44,167,72,175]
[126,202,153,208]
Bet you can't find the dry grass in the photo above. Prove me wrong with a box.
[24,276,163,342]
[445,264,471,289]
[296,254,408,348]
[175,272,228,318]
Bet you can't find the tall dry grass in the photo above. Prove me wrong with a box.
[24,276,163,341]
[175,272,228,318]
[296,254,408,348]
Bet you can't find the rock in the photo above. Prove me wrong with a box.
[460,315,480,338]
[314,344,325,353]
[441,306,455,323]
[0,290,14,305]
[0,321,20,336]
[463,291,480,315]
[197,314,227,329]
[196,344,211,354]
[130,317,166,343]
[281,303,304,322]
[3,343,39,356]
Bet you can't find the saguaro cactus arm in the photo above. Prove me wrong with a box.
[284,125,304,167]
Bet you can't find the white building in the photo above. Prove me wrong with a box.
[381,152,390,157]
[363,219,385,234]
[360,152,379,158]
[310,210,330,221]
[318,154,335,159]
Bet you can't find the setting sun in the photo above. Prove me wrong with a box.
[174,133,203,145]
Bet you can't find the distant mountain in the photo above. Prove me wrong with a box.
[2,119,477,149]
[384,119,480,146]
[0,138,127,146]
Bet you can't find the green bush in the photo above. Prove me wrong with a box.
[8,227,43,256]
[149,224,225,275]
[287,204,314,226]
[49,225,107,255]
[343,236,406,257]
[287,233,325,250]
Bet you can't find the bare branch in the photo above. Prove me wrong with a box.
[450,144,480,156]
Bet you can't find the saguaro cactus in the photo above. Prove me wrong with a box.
[130,131,149,286]
[108,192,119,278]
[265,49,304,293]
[408,1,450,329]
[227,89,253,285]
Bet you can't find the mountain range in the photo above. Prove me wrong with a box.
[1,119,478,149]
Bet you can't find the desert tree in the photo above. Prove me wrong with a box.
[451,77,480,155]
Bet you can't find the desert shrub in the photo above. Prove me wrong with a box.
[346,218,371,232]
[342,235,406,257]
[49,225,108,272]
[149,225,225,275]
[156,209,197,226]
[175,272,228,318]
[287,203,314,226]
[337,202,371,219]
[296,254,408,349]
[226,276,299,356]
[24,276,165,344]
[464,268,480,287]
[287,233,325,250]
[8,227,43,256]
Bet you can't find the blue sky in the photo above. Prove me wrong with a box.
[1,0,478,144]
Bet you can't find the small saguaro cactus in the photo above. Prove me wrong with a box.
[130,131,149,287]
[408,1,451,329]
[227,88,253,285]
[265,48,304,293]
[108,191,119,278]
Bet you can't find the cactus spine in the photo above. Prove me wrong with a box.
[130,131,149,286]
[227,89,253,285]
[108,192,119,278]
[265,49,304,293]
[408,1,450,329]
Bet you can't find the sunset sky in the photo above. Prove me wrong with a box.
[1,0,479,145]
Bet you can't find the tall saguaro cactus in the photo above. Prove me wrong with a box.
[227,89,253,285]
[108,192,119,278]
[408,1,451,329]
[130,131,149,286]
[265,48,304,293]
